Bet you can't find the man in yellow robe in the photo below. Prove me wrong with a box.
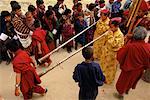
[99,17,124,84]
[93,9,110,60]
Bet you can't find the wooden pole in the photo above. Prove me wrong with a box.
[125,0,143,44]
[39,30,109,77]
[126,0,143,35]
[38,21,98,63]
[126,0,139,27]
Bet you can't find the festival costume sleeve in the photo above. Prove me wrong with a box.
[107,31,124,51]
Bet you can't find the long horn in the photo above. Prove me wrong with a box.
[38,21,98,63]
[39,30,109,77]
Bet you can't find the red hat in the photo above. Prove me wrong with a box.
[111,17,122,23]
[101,9,109,14]
[140,0,149,11]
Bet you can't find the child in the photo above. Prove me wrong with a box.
[6,39,47,100]
[74,13,87,50]
[62,18,75,53]
[43,10,57,51]
[28,5,37,19]
[32,20,52,67]
[36,0,45,25]
[73,2,83,22]
[73,46,105,100]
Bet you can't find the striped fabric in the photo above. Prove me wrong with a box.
[12,15,31,35]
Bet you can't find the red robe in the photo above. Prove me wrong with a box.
[32,28,51,64]
[62,24,74,46]
[12,49,41,94]
[116,40,150,94]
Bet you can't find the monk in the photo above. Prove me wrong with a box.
[6,40,47,100]
[125,0,149,43]
[115,26,150,99]
[32,20,52,67]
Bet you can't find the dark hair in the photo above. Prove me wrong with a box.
[36,0,44,6]
[76,3,82,8]
[88,3,96,11]
[28,5,36,12]
[34,19,41,28]
[48,5,53,11]
[82,46,93,60]
[63,9,71,15]
[12,3,21,11]
[45,10,53,18]
[1,11,11,18]
[99,0,105,4]
[6,39,20,52]
[111,21,120,27]
[10,1,19,8]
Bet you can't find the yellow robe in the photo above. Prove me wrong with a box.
[93,18,110,59]
[99,29,124,84]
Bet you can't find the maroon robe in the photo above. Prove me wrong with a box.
[62,23,74,46]
[32,28,51,64]
[12,49,45,98]
[116,40,150,94]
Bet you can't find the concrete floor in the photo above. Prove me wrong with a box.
[0,48,150,100]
